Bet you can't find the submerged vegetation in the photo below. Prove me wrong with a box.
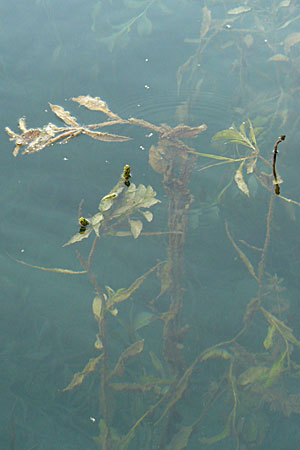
[6,0,300,449]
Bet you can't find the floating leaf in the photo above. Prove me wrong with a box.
[62,354,103,391]
[83,129,131,142]
[72,95,120,120]
[234,160,250,196]
[49,103,79,126]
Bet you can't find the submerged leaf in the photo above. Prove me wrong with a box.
[202,348,232,361]
[238,366,269,385]
[265,350,287,387]
[227,6,251,15]
[201,7,211,38]
[264,324,276,350]
[134,311,153,331]
[129,219,143,239]
[92,295,103,321]
[110,340,144,378]
[167,425,193,450]
[234,160,250,196]
[62,354,103,391]
[284,32,300,54]
[137,14,152,36]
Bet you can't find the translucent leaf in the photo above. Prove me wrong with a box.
[264,350,287,387]
[238,366,269,385]
[133,311,153,331]
[167,425,193,450]
[264,324,276,350]
[227,6,251,14]
[284,32,300,54]
[149,351,165,377]
[129,219,143,239]
[201,7,211,39]
[148,145,168,174]
[234,160,250,196]
[137,14,152,36]
[199,413,231,444]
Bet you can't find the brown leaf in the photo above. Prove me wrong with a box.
[110,340,144,378]
[62,354,103,391]
[72,95,121,120]
[162,124,207,139]
[149,145,168,174]
[83,128,131,142]
[49,103,79,126]
[225,221,258,281]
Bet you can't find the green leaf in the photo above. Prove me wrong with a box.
[264,350,287,387]
[264,325,276,350]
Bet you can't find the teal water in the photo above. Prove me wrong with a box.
[2,1,300,449]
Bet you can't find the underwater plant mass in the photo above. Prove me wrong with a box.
[5,0,300,448]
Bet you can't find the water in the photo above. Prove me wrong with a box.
[2,1,300,449]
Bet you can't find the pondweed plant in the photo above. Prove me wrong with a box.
[6,96,300,449]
